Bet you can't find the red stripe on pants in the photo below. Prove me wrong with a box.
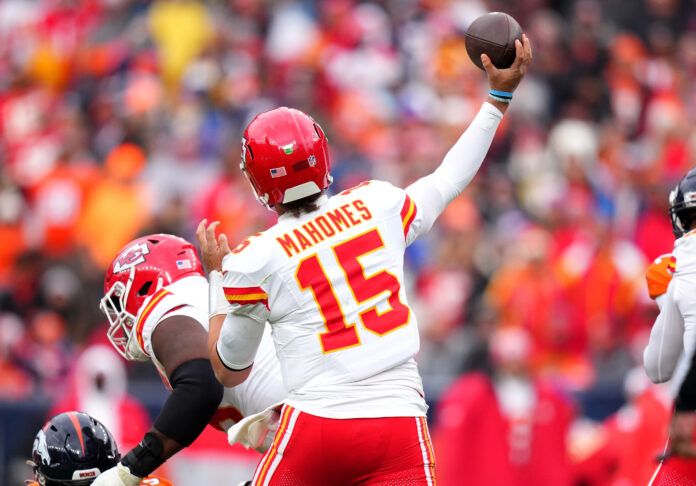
[253,408,436,486]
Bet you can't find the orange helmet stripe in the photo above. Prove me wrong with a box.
[66,412,85,455]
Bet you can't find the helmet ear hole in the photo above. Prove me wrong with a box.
[137,281,152,296]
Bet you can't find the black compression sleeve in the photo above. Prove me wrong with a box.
[153,358,224,446]
[122,432,164,477]
[676,351,696,411]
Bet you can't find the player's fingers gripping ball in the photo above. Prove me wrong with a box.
[646,253,676,299]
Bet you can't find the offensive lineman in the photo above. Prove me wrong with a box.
[644,168,696,484]
[198,36,532,484]
[92,234,286,485]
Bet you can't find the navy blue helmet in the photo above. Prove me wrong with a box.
[669,168,696,237]
[30,412,120,485]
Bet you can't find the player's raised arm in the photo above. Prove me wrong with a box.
[405,34,532,238]
[197,219,264,387]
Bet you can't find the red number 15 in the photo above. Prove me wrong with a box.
[295,228,411,353]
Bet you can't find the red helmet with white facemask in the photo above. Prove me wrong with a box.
[241,107,332,208]
[100,234,203,360]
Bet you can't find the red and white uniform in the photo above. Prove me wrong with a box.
[217,102,504,485]
[221,180,426,418]
[132,275,286,430]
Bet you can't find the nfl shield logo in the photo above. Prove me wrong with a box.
[308,155,316,167]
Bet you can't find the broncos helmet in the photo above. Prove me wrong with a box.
[669,168,696,237]
[29,412,120,485]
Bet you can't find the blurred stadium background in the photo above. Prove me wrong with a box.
[0,0,694,484]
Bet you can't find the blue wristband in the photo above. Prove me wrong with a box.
[488,94,511,104]
[489,89,513,100]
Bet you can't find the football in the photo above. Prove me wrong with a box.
[465,12,523,70]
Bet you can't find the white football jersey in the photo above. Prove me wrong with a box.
[672,229,696,365]
[644,230,696,389]
[221,180,428,418]
[132,275,286,430]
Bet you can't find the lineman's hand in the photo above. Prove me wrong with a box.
[196,219,232,273]
[91,463,141,486]
[482,33,532,93]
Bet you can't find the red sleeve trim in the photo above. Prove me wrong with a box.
[400,195,417,239]
[223,286,269,309]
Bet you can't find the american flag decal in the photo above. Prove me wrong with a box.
[176,259,192,270]
[270,167,287,178]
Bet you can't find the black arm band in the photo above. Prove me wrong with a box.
[153,358,224,446]
[122,432,165,478]
[676,352,696,411]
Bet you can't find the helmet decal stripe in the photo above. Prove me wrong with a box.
[134,289,171,352]
[66,412,86,455]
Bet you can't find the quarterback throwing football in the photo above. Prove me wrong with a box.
[199,36,532,485]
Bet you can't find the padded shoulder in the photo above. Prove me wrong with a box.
[674,235,696,277]
[222,232,275,282]
[335,180,407,217]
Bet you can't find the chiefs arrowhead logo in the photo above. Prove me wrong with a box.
[113,242,150,273]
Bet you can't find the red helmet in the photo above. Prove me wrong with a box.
[100,234,203,360]
[241,107,332,208]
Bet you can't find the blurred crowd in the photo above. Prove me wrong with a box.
[0,0,695,484]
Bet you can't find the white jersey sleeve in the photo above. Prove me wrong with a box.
[220,248,272,323]
[217,247,273,369]
[643,280,684,383]
[405,102,502,239]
